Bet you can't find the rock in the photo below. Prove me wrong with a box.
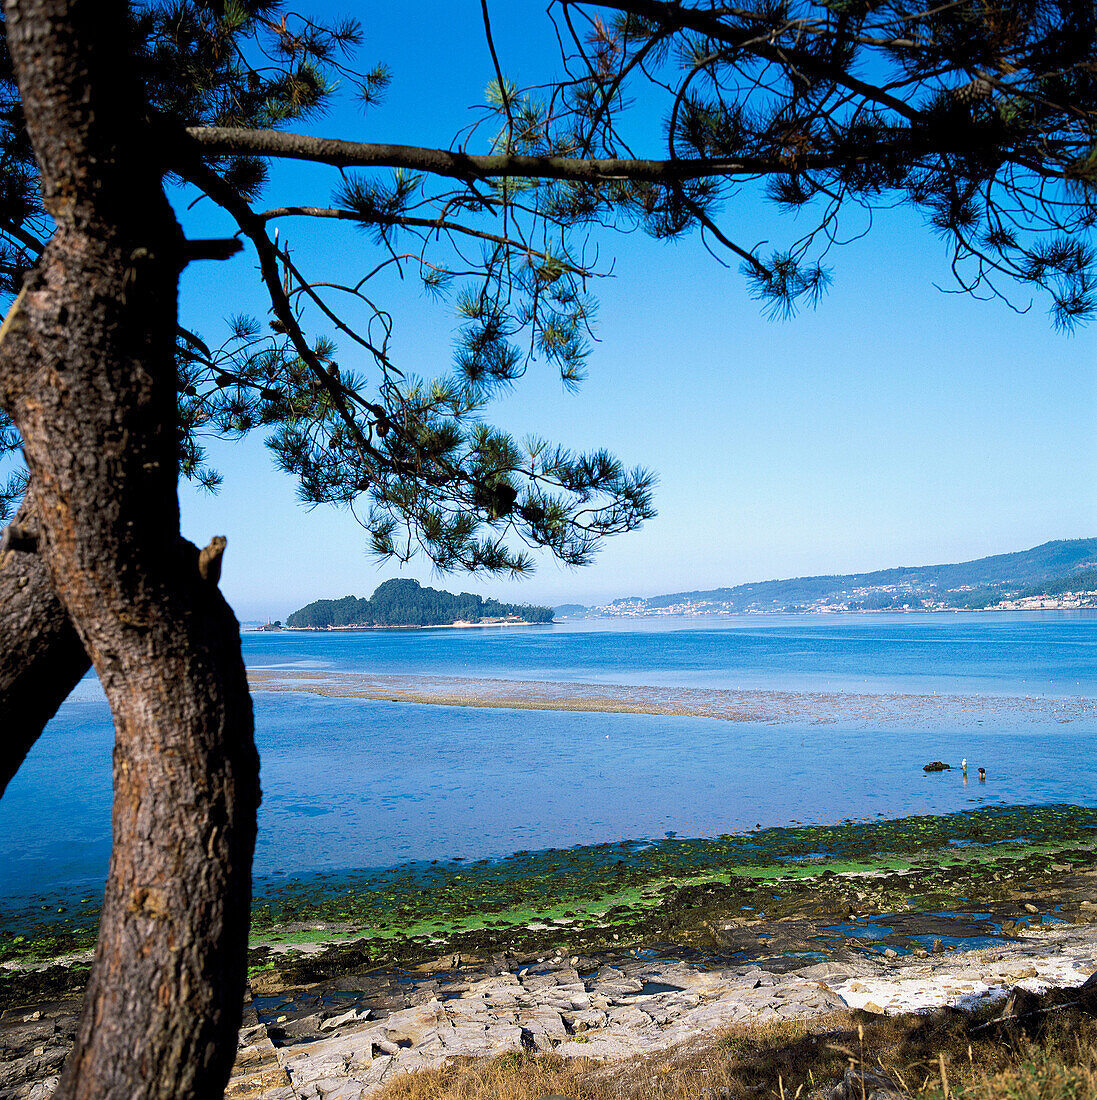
[28,1079,60,1100]
[418,953,462,973]
[268,1013,327,1042]
[320,1007,371,1031]
[488,952,520,975]
[226,1017,296,1100]
[829,1065,906,1100]
[568,956,599,974]
[1002,986,1043,1032]
[10,923,1097,1100]
[923,761,951,772]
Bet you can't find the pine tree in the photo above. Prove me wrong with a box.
[0,2,1093,1096]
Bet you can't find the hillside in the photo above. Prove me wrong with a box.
[287,579,554,629]
[564,539,1097,617]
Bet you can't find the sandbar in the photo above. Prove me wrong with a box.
[247,668,1097,729]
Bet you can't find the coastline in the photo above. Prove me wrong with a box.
[255,619,553,632]
[565,605,1097,619]
[225,921,1097,1097]
[6,804,1095,995]
[5,805,1097,1098]
[11,920,1097,1099]
[248,606,1097,632]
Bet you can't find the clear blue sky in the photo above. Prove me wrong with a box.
[173,1,1097,621]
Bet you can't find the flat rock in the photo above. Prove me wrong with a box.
[250,924,1097,1096]
[9,924,1097,1099]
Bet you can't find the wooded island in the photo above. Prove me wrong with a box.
[286,579,554,629]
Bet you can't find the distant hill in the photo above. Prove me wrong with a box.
[287,579,554,629]
[1017,566,1097,600]
[582,539,1097,616]
[552,604,589,618]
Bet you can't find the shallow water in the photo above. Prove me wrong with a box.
[5,690,1097,902]
[3,613,1095,904]
[243,611,1097,697]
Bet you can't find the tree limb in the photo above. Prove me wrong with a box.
[0,493,90,798]
[186,125,844,178]
[0,217,46,256]
[257,205,595,276]
[176,151,388,473]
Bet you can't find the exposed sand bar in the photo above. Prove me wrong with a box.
[247,669,1097,729]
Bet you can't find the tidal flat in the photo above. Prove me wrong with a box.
[245,802,1097,987]
[3,803,1095,1010]
[246,668,1096,729]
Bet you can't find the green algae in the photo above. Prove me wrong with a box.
[4,804,1096,984]
[0,926,98,966]
[246,804,1097,946]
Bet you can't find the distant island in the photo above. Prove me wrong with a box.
[284,579,554,630]
[556,538,1097,619]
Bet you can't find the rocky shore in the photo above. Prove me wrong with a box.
[4,805,1096,1099]
[236,925,1097,1099]
[5,923,1097,1100]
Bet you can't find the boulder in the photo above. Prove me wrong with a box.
[829,1065,907,1100]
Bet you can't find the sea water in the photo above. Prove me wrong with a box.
[2,612,1096,903]
[243,611,1097,696]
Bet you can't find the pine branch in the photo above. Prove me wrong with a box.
[566,0,927,122]
[0,219,45,257]
[185,125,849,179]
[175,152,386,474]
[257,205,595,277]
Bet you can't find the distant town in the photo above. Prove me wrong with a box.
[555,538,1097,619]
[569,586,1097,619]
[259,539,1097,627]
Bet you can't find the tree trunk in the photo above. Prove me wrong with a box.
[0,2,260,1097]
[0,494,91,796]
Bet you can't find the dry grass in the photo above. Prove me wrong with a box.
[934,1051,1097,1100]
[368,1009,1097,1100]
[919,1016,1097,1100]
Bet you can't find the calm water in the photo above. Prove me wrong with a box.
[3,613,1096,903]
[244,611,1097,696]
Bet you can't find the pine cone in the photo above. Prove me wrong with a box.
[952,78,992,106]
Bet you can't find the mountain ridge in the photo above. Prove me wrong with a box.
[556,538,1097,617]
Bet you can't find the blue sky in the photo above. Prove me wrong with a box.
[174,1,1097,620]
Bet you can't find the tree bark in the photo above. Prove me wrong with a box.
[0,493,91,796]
[1,2,260,1097]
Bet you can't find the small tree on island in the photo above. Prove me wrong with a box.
[0,1,1094,1095]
